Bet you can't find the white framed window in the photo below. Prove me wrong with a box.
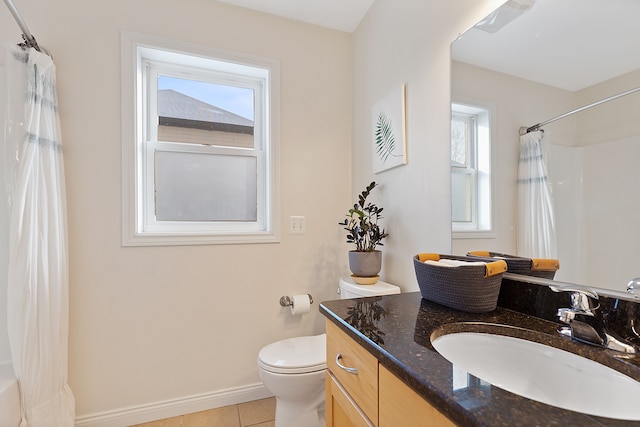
[121,32,280,246]
[451,102,493,237]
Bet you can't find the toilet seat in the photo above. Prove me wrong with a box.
[258,334,327,374]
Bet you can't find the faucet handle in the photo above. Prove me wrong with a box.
[557,308,576,323]
[550,285,599,314]
[569,291,598,314]
[627,278,640,295]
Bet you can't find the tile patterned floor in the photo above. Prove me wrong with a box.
[130,397,275,427]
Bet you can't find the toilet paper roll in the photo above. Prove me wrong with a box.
[290,294,311,315]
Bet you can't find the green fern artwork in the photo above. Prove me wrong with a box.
[375,111,396,163]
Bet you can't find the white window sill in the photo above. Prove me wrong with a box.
[452,230,496,240]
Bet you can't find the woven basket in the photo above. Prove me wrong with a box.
[466,251,559,279]
[413,253,507,313]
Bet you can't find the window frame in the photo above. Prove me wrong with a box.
[121,31,280,246]
[451,100,495,239]
[451,112,478,228]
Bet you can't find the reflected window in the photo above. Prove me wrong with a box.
[451,365,492,410]
[451,102,493,236]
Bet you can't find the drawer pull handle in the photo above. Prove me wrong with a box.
[335,353,358,375]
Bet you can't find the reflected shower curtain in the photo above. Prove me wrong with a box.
[517,130,557,259]
[4,45,75,426]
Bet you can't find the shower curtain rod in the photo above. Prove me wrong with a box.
[2,0,42,52]
[519,86,640,135]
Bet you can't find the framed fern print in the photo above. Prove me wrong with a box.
[372,84,407,173]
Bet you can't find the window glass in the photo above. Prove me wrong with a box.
[157,76,255,148]
[155,151,258,221]
[451,118,469,167]
[451,172,472,223]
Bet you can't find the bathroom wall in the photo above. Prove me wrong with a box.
[0,0,352,423]
[576,69,640,147]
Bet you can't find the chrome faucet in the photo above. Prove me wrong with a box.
[551,286,637,354]
[627,278,640,296]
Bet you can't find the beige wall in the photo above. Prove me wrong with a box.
[576,69,640,146]
[1,0,352,423]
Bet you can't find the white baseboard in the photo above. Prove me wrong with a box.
[74,383,273,427]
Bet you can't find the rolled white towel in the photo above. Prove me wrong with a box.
[441,259,486,267]
[425,259,486,267]
[424,260,453,267]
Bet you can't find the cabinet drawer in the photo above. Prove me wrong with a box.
[326,371,375,427]
[326,320,378,425]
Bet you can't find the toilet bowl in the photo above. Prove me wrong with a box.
[258,334,327,427]
[257,276,400,427]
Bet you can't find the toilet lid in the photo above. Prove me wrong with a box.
[258,334,327,374]
[339,276,401,297]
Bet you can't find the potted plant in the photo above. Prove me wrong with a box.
[339,181,388,280]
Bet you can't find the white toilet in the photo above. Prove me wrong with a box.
[257,276,400,427]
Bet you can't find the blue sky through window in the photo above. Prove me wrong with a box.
[158,75,255,121]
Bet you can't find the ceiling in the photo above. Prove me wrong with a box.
[216,0,374,33]
[216,0,640,92]
[452,0,640,92]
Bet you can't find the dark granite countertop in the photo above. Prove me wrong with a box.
[320,291,640,427]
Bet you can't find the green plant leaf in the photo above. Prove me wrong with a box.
[375,111,396,163]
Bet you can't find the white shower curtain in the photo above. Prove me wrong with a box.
[4,45,75,426]
[517,130,557,259]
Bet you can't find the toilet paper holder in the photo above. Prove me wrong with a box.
[280,294,313,307]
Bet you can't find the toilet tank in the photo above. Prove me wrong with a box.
[338,276,400,299]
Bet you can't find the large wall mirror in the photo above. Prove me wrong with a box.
[450,0,640,293]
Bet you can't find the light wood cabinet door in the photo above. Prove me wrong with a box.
[326,372,374,427]
[379,365,457,427]
[326,320,379,425]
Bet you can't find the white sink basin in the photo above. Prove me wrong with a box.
[431,332,640,420]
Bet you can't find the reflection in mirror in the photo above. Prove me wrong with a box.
[451,102,493,234]
[450,0,640,292]
[344,298,386,344]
